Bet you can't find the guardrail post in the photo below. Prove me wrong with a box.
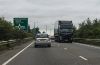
[0,37,33,50]
[8,40,16,49]
[1,41,8,50]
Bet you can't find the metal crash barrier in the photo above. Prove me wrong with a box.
[0,37,33,50]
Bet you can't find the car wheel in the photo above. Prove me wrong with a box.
[34,45,38,48]
[48,44,51,47]
[68,40,72,43]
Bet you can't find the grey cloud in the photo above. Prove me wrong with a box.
[0,0,100,34]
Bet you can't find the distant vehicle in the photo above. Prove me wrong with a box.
[49,36,55,40]
[54,20,73,43]
[34,33,51,47]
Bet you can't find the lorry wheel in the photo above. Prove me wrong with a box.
[57,40,61,43]
[48,44,51,47]
[68,40,72,43]
[55,40,57,42]
[55,37,58,42]
[35,45,38,48]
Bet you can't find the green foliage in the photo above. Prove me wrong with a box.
[32,27,40,38]
[74,18,100,39]
[0,17,33,40]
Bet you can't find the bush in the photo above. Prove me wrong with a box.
[0,17,33,41]
[74,18,100,39]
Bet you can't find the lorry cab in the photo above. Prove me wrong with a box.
[54,20,73,43]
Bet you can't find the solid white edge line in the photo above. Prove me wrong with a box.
[75,43,100,49]
[2,41,34,65]
[79,56,88,61]
[64,48,68,50]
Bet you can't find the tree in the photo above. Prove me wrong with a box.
[0,17,33,40]
[74,18,100,39]
[32,27,40,38]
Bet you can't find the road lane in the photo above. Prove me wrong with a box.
[0,41,33,65]
[4,42,89,65]
[2,41,100,65]
[2,42,34,65]
[60,42,100,65]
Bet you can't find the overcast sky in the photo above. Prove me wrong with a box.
[0,0,100,35]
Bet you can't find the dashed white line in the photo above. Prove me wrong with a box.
[2,41,34,65]
[79,56,88,61]
[64,48,68,50]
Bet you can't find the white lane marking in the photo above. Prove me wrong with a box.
[79,56,88,61]
[2,41,34,65]
[75,43,100,49]
[64,48,68,50]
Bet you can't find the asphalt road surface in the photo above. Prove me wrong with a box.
[2,41,100,65]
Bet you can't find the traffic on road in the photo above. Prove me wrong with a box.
[0,0,100,65]
[34,33,51,47]
[1,41,100,65]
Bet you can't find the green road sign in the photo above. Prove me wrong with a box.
[14,18,28,32]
